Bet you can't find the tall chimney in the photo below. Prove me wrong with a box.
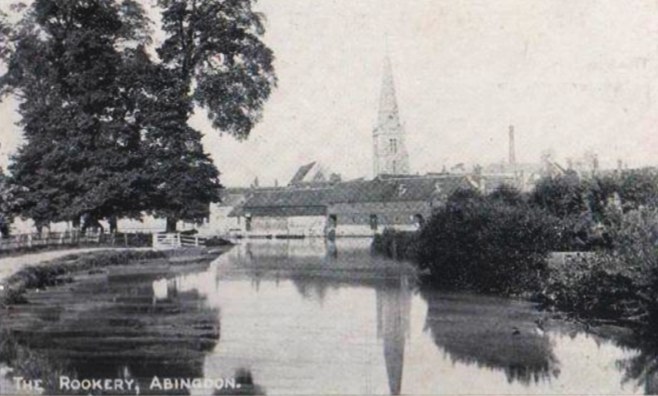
[508,125,516,166]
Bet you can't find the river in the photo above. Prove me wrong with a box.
[0,239,656,395]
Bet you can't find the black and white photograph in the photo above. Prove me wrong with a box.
[2,0,658,394]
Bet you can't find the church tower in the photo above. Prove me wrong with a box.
[373,55,410,176]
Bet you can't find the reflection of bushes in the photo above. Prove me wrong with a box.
[372,229,419,261]
[421,290,559,385]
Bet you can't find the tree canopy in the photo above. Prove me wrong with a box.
[1,0,154,227]
[0,0,276,232]
[157,0,276,139]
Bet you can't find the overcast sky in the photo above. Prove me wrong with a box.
[2,0,658,186]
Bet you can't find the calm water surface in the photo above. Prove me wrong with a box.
[1,239,656,395]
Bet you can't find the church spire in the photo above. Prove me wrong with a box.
[373,52,410,176]
[378,55,401,128]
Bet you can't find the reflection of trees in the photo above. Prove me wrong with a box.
[420,288,560,385]
[616,336,658,395]
[1,264,219,395]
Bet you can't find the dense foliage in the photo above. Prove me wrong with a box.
[414,187,558,294]
[0,169,18,237]
[544,207,658,331]
[1,0,153,229]
[0,0,276,232]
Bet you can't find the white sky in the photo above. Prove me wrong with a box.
[2,0,658,186]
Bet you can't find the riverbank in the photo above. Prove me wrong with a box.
[0,247,137,284]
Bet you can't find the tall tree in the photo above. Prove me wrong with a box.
[1,0,152,230]
[154,0,276,231]
[138,63,222,230]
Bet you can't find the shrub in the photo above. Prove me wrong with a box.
[544,207,658,329]
[415,188,559,295]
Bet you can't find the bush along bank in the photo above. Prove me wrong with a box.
[373,171,658,335]
[543,207,658,333]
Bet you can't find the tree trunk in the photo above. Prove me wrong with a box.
[166,217,178,233]
[108,216,118,234]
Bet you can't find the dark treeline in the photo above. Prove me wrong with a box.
[374,169,658,333]
[0,0,276,235]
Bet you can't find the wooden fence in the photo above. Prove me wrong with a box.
[0,231,158,253]
[0,231,208,252]
[152,233,207,249]
[0,231,102,252]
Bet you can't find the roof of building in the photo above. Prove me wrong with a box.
[229,187,332,217]
[329,175,471,203]
[288,162,317,185]
[229,175,473,217]
[235,206,326,217]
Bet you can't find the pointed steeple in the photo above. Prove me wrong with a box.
[378,55,401,128]
[372,51,410,176]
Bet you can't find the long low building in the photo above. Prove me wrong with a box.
[223,173,475,238]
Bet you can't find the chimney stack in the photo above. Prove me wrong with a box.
[508,125,516,166]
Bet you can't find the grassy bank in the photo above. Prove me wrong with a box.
[0,250,166,306]
[373,172,658,335]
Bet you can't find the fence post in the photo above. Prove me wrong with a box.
[27,234,32,248]
[195,236,199,247]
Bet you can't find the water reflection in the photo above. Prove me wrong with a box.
[199,240,645,394]
[1,240,654,395]
[0,258,220,395]
[420,290,559,385]
[614,337,658,395]
[376,277,411,395]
